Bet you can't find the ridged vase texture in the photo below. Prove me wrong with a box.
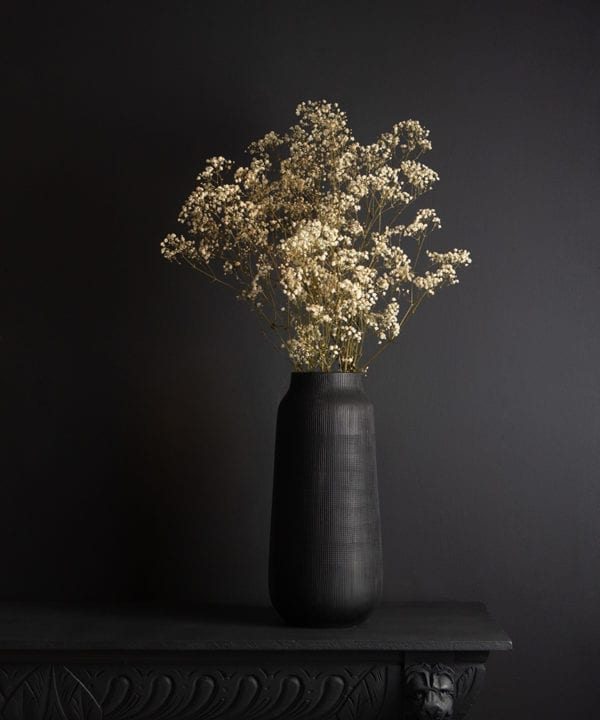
[269,372,383,627]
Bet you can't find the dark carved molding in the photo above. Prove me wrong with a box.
[404,662,486,719]
[0,659,494,719]
[0,603,509,719]
[0,664,388,720]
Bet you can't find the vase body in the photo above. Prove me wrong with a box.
[269,372,383,627]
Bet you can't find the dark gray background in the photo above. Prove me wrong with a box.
[2,1,599,717]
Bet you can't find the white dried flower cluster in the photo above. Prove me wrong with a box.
[162,100,471,371]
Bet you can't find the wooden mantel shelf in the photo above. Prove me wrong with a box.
[0,601,511,719]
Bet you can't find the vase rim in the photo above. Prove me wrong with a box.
[287,371,367,391]
[290,370,366,375]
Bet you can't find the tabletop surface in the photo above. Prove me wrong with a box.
[0,602,512,652]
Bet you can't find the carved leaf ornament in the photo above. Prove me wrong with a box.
[0,665,387,720]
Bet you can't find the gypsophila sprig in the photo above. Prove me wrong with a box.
[162,100,471,371]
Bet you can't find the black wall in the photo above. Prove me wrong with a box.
[3,1,600,717]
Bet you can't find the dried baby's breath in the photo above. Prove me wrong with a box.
[162,100,471,371]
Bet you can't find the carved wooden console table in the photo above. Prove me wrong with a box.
[0,602,511,719]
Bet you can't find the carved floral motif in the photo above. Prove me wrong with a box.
[0,664,387,720]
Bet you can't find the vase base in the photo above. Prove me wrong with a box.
[271,604,378,629]
[279,619,369,629]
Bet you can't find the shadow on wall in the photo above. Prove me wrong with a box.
[117,347,278,606]
[2,70,280,603]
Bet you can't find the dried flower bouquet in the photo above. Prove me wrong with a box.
[162,100,471,372]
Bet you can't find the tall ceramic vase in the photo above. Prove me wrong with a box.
[269,372,383,627]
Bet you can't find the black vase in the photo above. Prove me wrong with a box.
[269,372,383,627]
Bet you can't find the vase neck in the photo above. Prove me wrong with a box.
[289,372,366,393]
